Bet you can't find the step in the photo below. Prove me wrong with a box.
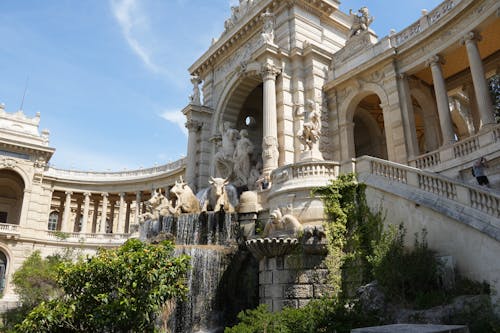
[351,324,469,333]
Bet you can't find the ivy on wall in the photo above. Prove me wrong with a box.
[312,173,384,297]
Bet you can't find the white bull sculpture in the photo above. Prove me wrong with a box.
[170,178,201,214]
[201,177,237,213]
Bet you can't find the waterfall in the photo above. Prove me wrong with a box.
[143,212,237,332]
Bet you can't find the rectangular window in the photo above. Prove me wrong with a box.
[0,212,7,224]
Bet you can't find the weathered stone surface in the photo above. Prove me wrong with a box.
[313,284,335,298]
[272,270,297,284]
[297,269,329,284]
[351,324,468,333]
[284,285,313,299]
[273,299,298,312]
[265,284,283,298]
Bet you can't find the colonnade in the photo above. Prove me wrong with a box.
[52,190,156,235]
[400,30,496,157]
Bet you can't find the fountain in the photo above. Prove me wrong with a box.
[140,178,258,333]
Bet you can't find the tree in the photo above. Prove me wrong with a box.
[488,74,500,123]
[17,239,190,333]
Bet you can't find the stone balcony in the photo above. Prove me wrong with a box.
[0,223,129,246]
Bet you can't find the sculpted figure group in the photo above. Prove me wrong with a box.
[262,208,303,238]
[138,176,237,223]
[215,122,260,189]
[297,99,321,151]
[349,6,374,37]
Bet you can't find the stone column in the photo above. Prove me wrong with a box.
[185,120,202,191]
[426,55,455,145]
[117,192,126,234]
[261,63,281,176]
[134,191,141,225]
[99,193,108,234]
[74,198,82,232]
[92,197,99,233]
[125,201,131,233]
[81,192,91,234]
[461,31,495,128]
[61,191,72,232]
[397,74,419,158]
[57,194,64,230]
[463,83,480,133]
[109,198,116,233]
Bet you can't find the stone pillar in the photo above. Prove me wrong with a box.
[185,120,202,191]
[74,198,82,232]
[108,198,116,233]
[427,55,455,145]
[135,191,141,225]
[92,197,99,233]
[463,83,480,133]
[81,192,91,234]
[99,193,108,234]
[461,31,495,128]
[117,192,126,234]
[57,194,64,230]
[261,63,281,176]
[397,74,419,158]
[61,191,72,232]
[125,201,131,233]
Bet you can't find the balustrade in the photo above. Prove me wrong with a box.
[271,161,339,185]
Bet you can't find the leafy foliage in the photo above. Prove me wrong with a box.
[224,298,378,333]
[489,74,500,123]
[311,173,384,297]
[368,225,439,304]
[16,239,190,333]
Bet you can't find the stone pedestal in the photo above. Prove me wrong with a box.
[246,231,330,312]
[299,146,322,161]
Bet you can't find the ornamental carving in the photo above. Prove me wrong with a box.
[0,157,18,169]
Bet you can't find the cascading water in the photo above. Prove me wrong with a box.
[143,212,256,333]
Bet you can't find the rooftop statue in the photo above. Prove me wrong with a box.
[349,6,374,37]
[189,75,202,105]
[297,99,321,151]
[261,9,275,44]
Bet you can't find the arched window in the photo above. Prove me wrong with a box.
[0,251,7,292]
[48,211,58,231]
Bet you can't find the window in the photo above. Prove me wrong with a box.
[0,212,7,224]
[48,211,58,231]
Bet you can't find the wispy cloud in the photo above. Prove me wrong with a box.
[110,0,167,75]
[160,109,188,136]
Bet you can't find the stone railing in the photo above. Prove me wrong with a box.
[409,123,500,171]
[46,231,129,243]
[0,223,20,236]
[271,161,339,186]
[390,0,462,47]
[357,156,500,220]
[45,158,186,180]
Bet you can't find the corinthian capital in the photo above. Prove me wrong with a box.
[260,63,281,80]
[426,54,445,67]
[460,30,482,45]
[185,119,203,132]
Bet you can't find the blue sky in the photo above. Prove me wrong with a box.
[0,0,442,171]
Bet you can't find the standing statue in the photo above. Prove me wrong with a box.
[262,208,303,238]
[214,122,240,178]
[233,129,254,186]
[261,9,275,44]
[297,99,321,150]
[349,6,374,37]
[189,75,201,105]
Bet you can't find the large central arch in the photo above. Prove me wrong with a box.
[0,169,25,225]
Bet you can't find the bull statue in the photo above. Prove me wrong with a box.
[201,177,237,213]
[138,189,175,223]
[262,208,303,238]
[170,177,201,214]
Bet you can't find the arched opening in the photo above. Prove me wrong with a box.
[214,76,264,189]
[0,251,6,293]
[353,94,387,159]
[0,169,25,225]
[48,211,59,231]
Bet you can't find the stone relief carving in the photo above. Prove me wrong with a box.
[214,122,240,178]
[233,129,254,186]
[214,33,260,83]
[0,157,18,169]
[297,99,321,151]
[262,136,279,170]
[261,9,275,44]
[189,75,202,105]
[349,6,374,38]
[262,208,303,238]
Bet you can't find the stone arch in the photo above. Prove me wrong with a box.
[338,83,390,161]
[0,169,26,225]
[210,69,264,180]
[0,163,32,190]
[409,82,441,152]
[0,243,14,295]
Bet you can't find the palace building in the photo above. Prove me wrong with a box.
[0,0,499,313]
